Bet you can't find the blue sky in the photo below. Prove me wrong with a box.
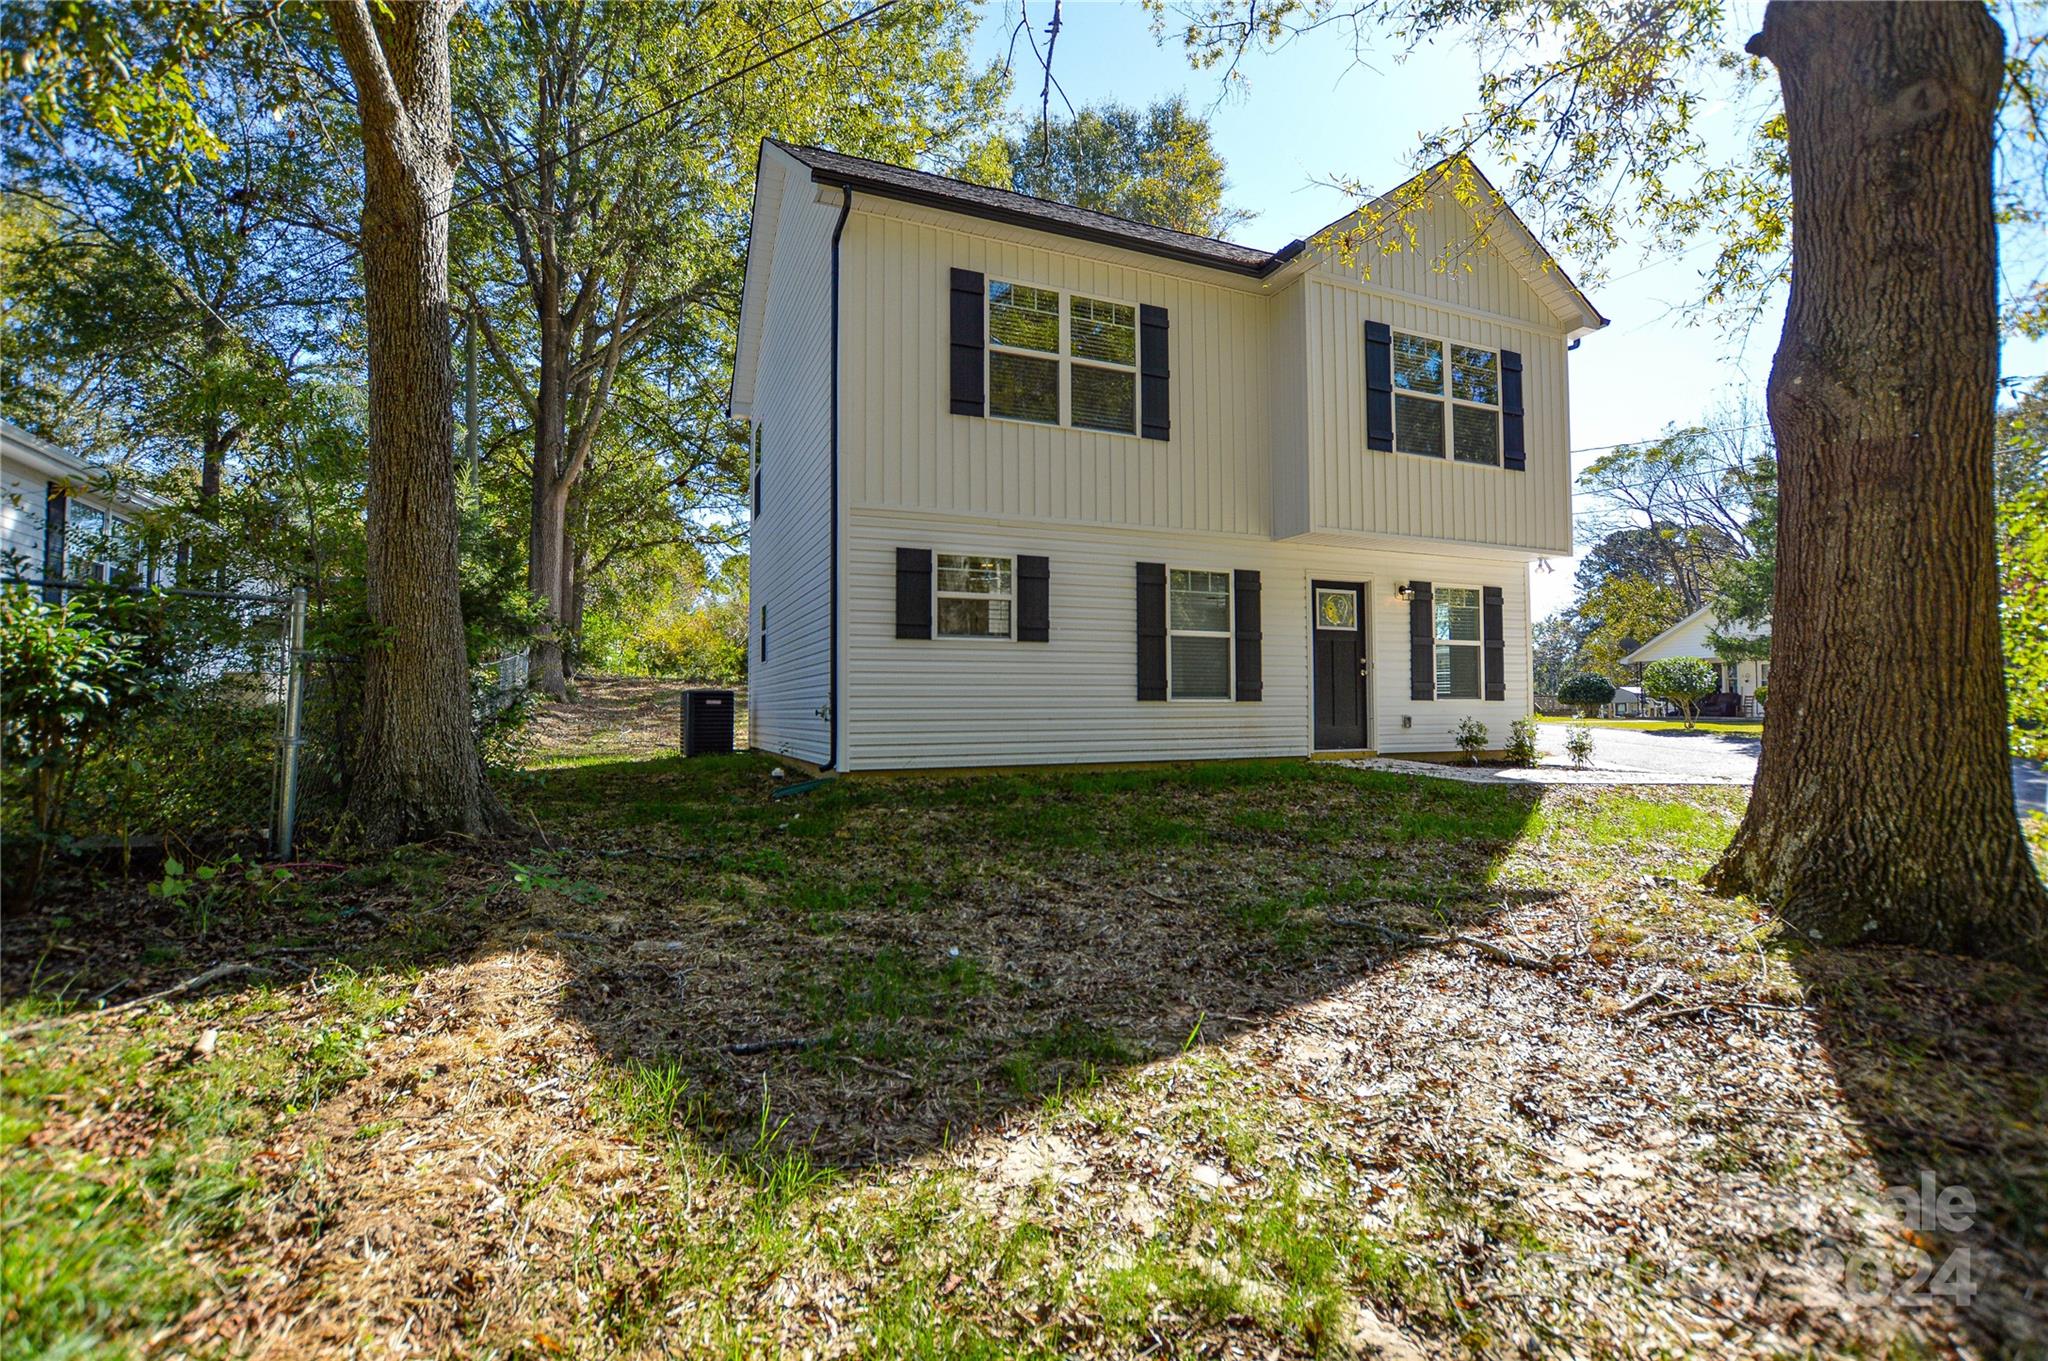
[968,0,2048,619]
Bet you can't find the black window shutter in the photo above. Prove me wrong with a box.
[759,605,768,660]
[1483,586,1506,701]
[949,268,985,417]
[752,424,764,515]
[1500,350,1525,472]
[896,547,933,639]
[1136,561,1167,701]
[1408,580,1435,701]
[1233,569,1262,701]
[1018,554,1050,642]
[1365,321,1394,452]
[42,483,67,604]
[1140,304,1170,441]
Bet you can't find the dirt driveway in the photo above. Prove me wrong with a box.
[524,675,745,761]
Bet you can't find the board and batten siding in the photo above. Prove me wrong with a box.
[836,192,1575,557]
[1295,274,1572,552]
[838,204,1273,538]
[745,179,842,766]
[842,509,1531,771]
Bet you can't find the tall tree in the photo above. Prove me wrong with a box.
[1002,96,1249,236]
[1702,3,2045,958]
[455,0,1003,698]
[323,0,499,841]
[1163,0,2048,962]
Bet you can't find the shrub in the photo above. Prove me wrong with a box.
[1452,716,1489,764]
[1,587,180,905]
[1556,672,1617,717]
[1504,717,1540,767]
[1564,725,1596,768]
[1753,682,1768,709]
[1642,656,1718,729]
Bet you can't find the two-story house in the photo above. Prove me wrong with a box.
[731,139,1605,771]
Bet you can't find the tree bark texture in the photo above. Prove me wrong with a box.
[1706,1,2046,964]
[326,0,501,843]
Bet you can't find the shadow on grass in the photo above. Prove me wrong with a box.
[516,753,1553,1168]
[1791,947,2048,1356]
[4,752,1550,1173]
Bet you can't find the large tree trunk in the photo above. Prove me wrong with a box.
[1706,1,2046,965]
[326,0,502,844]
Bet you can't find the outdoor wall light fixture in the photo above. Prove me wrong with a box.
[1396,583,1415,601]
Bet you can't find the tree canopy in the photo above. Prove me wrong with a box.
[996,95,1250,236]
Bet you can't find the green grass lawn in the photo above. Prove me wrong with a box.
[1537,714,1765,734]
[4,742,2043,1359]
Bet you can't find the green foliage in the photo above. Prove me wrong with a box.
[1641,656,1717,729]
[999,96,1249,236]
[1451,716,1488,763]
[1503,717,1540,767]
[1999,380,2048,758]
[1563,725,1596,769]
[582,550,748,681]
[0,1,248,177]
[1556,672,1616,716]
[1155,0,2044,334]
[0,586,181,902]
[1530,613,1578,695]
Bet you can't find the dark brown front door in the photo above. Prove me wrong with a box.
[1312,581,1367,750]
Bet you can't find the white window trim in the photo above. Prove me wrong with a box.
[985,278,1141,438]
[1389,328,1504,467]
[934,551,1016,642]
[1166,565,1234,702]
[1432,583,1485,700]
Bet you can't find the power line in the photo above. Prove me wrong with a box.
[290,0,903,281]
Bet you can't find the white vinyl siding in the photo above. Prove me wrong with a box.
[745,172,842,766]
[834,192,1571,553]
[839,204,1273,537]
[844,508,1532,769]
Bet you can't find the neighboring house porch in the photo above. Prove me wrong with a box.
[1622,604,1769,719]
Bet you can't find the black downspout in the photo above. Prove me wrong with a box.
[825,183,853,770]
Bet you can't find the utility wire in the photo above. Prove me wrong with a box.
[289,0,903,282]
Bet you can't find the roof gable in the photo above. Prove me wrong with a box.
[1275,159,1606,336]
[1623,604,1769,663]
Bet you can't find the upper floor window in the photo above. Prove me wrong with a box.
[936,553,1014,638]
[1433,586,1483,698]
[987,280,1137,434]
[1168,568,1232,699]
[1392,331,1501,466]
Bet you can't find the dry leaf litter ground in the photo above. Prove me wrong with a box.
[4,676,2044,1360]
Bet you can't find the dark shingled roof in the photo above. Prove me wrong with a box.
[773,140,1298,277]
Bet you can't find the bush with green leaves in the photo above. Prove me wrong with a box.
[1753,682,1768,710]
[1504,717,1540,767]
[1452,716,1489,763]
[1641,656,1718,729]
[1,587,181,904]
[1556,672,1617,717]
[1564,725,1596,768]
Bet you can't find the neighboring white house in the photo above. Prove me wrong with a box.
[2,419,170,597]
[730,140,1607,771]
[1622,604,1770,718]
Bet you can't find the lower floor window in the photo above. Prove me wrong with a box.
[1168,568,1231,698]
[1434,586,1481,699]
[936,553,1013,638]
